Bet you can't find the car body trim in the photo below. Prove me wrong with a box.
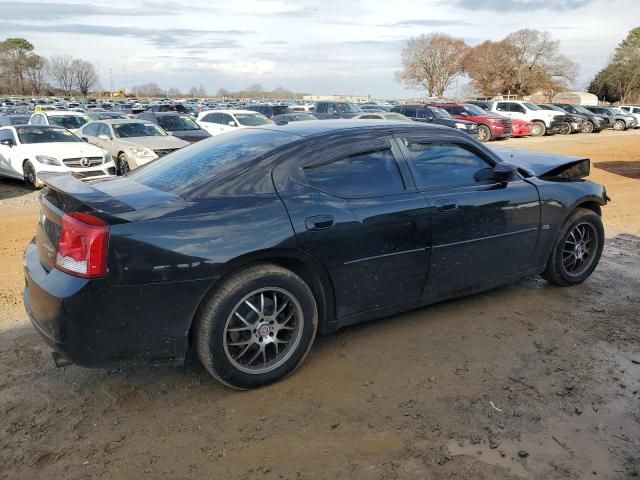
[343,247,427,265]
[433,227,538,249]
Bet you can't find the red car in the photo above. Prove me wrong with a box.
[435,103,512,142]
[510,119,533,137]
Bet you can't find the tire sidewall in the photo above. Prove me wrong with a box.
[117,154,130,175]
[198,267,317,389]
[477,124,491,142]
[613,120,625,131]
[550,210,604,285]
[531,121,546,137]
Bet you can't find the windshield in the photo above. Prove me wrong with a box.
[573,105,592,115]
[291,113,317,121]
[543,105,564,112]
[157,115,200,131]
[17,127,83,144]
[128,129,294,196]
[432,108,452,119]
[234,113,272,126]
[95,112,128,120]
[383,113,410,121]
[522,102,541,111]
[610,107,626,115]
[48,114,90,129]
[113,122,167,138]
[462,104,486,115]
[338,103,362,113]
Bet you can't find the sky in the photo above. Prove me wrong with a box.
[2,0,639,98]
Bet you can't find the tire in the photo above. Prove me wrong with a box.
[195,264,318,389]
[117,153,130,175]
[582,121,594,133]
[560,121,572,135]
[477,124,492,142]
[23,161,42,189]
[612,119,626,131]
[531,121,546,137]
[543,208,604,286]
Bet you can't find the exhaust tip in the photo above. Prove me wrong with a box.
[52,351,72,368]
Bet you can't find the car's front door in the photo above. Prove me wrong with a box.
[0,129,19,179]
[397,134,540,295]
[276,135,431,319]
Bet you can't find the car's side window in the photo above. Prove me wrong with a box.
[416,109,428,119]
[220,114,233,125]
[31,115,42,125]
[97,124,111,138]
[402,141,493,190]
[83,123,99,136]
[302,148,405,197]
[0,129,13,142]
[403,106,416,118]
[496,103,509,112]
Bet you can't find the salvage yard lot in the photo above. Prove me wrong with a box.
[1,131,639,479]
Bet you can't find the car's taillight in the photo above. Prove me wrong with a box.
[55,212,109,278]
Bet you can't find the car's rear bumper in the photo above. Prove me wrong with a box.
[23,240,212,368]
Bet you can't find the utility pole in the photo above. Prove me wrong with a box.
[109,68,113,101]
[123,64,128,95]
[96,61,101,99]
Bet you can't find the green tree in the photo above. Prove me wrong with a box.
[0,38,35,94]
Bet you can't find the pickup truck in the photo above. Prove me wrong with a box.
[314,101,362,119]
[436,103,512,142]
[489,101,565,137]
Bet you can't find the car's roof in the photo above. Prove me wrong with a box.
[199,109,260,115]
[37,110,88,116]
[250,119,450,138]
[93,119,152,125]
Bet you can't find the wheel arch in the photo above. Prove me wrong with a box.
[188,248,336,343]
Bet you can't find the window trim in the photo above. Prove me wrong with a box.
[395,135,503,192]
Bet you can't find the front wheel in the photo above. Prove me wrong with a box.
[477,124,492,142]
[560,121,572,135]
[117,153,130,175]
[531,121,546,137]
[23,161,42,189]
[612,120,626,131]
[582,121,594,133]
[195,264,318,389]
[543,208,604,286]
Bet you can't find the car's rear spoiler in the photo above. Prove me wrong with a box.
[491,148,590,180]
[39,173,135,214]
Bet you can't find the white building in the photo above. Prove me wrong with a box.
[551,91,598,106]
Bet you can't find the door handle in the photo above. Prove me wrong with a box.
[305,215,334,231]
[435,200,458,212]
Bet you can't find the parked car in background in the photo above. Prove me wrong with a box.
[23,121,608,388]
[136,112,210,143]
[314,101,362,119]
[289,104,314,113]
[510,119,533,137]
[609,106,640,128]
[29,110,91,133]
[0,114,31,126]
[196,110,273,136]
[391,104,478,136]
[353,112,411,122]
[464,100,492,112]
[273,113,318,124]
[239,104,289,119]
[88,111,129,121]
[537,104,587,134]
[618,105,640,126]
[0,125,114,188]
[489,101,564,137]
[551,103,607,133]
[582,106,637,130]
[145,104,188,113]
[436,103,511,142]
[78,120,189,175]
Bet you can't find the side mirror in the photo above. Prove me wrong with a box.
[81,137,88,142]
[98,134,110,141]
[460,112,468,116]
[427,116,434,121]
[228,121,236,127]
[493,162,518,183]
[0,138,14,147]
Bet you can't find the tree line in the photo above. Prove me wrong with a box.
[588,27,640,103]
[0,38,99,97]
[397,29,578,98]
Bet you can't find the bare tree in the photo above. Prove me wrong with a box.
[187,84,207,97]
[133,82,164,98]
[465,29,577,97]
[49,55,75,95]
[166,86,182,98]
[24,54,48,94]
[396,33,469,97]
[71,59,98,97]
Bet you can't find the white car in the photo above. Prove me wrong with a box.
[196,110,272,136]
[0,125,115,188]
[29,110,91,133]
[617,105,640,127]
[489,101,565,136]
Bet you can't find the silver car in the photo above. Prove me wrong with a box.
[79,119,189,174]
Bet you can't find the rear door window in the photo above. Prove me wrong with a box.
[302,148,404,198]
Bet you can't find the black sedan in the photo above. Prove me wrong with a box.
[24,121,608,389]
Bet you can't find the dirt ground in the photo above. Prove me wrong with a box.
[0,130,638,480]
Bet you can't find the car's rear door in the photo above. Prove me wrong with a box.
[275,134,431,319]
[396,132,540,296]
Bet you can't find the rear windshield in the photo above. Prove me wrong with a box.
[113,122,167,138]
[127,128,294,195]
[48,115,90,129]
[235,113,272,126]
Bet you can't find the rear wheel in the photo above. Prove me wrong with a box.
[477,124,492,142]
[195,264,318,389]
[543,208,604,286]
[582,121,594,133]
[23,161,42,189]
[117,153,130,175]
[612,119,626,131]
[531,121,546,137]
